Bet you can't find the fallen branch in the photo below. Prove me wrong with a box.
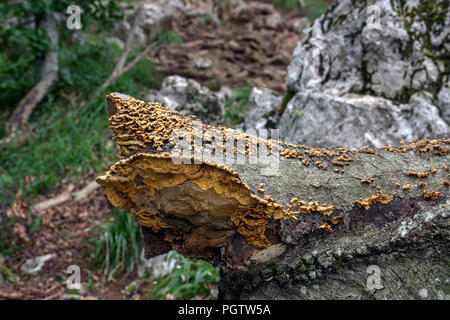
[33,180,100,213]
[99,3,145,90]
[82,4,161,108]
[97,93,449,300]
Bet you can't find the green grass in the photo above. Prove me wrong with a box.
[0,254,16,285]
[0,36,164,198]
[90,208,143,280]
[124,251,220,300]
[0,35,164,254]
[157,30,184,46]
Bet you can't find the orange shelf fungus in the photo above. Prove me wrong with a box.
[97,93,449,257]
[355,194,393,210]
[403,170,430,178]
[319,223,333,232]
[423,190,443,201]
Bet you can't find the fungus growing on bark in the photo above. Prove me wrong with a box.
[97,93,448,260]
[423,190,443,200]
[403,170,430,178]
[319,223,333,232]
[355,194,393,210]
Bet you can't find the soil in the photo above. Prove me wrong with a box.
[154,0,308,94]
[0,175,130,300]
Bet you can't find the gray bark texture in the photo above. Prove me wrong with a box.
[98,93,449,300]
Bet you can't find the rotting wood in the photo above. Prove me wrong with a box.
[97,93,449,299]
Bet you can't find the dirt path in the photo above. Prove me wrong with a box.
[0,176,127,300]
[154,0,306,94]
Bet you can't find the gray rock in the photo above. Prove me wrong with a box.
[138,250,176,279]
[280,90,448,148]
[240,87,282,131]
[281,0,449,147]
[113,1,186,47]
[436,84,450,123]
[194,58,212,70]
[153,75,224,125]
[21,254,53,274]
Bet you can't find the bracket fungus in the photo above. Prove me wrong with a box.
[97,93,449,265]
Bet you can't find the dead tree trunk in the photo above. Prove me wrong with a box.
[97,93,450,300]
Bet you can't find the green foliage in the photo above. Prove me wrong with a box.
[294,109,304,117]
[224,84,253,127]
[274,0,302,11]
[0,36,164,197]
[0,0,123,111]
[274,0,329,21]
[199,13,219,26]
[128,251,220,300]
[58,36,122,94]
[0,0,123,31]
[0,101,111,196]
[157,30,184,46]
[0,260,16,285]
[303,0,329,21]
[90,208,143,280]
[0,26,49,108]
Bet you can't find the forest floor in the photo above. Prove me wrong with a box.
[0,0,331,300]
[154,0,305,94]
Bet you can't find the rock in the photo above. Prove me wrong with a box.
[436,84,450,123]
[240,87,282,131]
[291,17,311,33]
[194,58,212,70]
[153,75,225,125]
[280,90,448,148]
[281,0,449,147]
[20,254,53,274]
[112,1,186,47]
[137,250,176,279]
[112,1,241,47]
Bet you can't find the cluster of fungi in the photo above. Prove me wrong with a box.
[97,93,449,255]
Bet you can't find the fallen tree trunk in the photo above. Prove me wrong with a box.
[97,93,449,300]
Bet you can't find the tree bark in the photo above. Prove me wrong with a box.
[4,11,59,139]
[98,93,450,300]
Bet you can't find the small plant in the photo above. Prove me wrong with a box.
[90,208,143,280]
[303,0,329,21]
[157,30,184,46]
[199,13,219,26]
[294,109,304,117]
[126,251,220,300]
[0,254,16,284]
